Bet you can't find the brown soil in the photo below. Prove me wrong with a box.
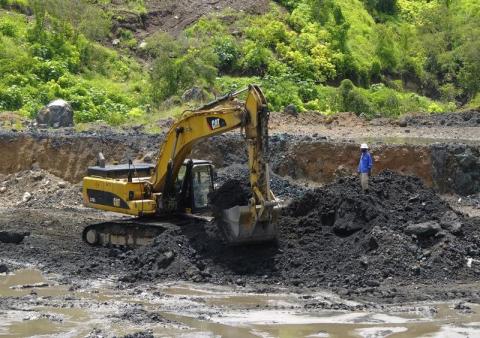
[112,0,269,38]
[270,139,433,186]
[0,129,159,183]
[270,111,480,144]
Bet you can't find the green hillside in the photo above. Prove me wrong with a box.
[0,0,479,127]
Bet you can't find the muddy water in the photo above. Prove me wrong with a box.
[1,270,480,337]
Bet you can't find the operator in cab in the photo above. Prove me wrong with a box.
[358,143,373,193]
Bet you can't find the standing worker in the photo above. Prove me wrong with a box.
[358,143,373,193]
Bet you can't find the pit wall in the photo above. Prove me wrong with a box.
[0,131,159,183]
[268,139,479,195]
[270,140,432,185]
[0,131,478,195]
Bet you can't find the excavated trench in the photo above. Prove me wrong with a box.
[0,129,478,195]
[1,127,480,337]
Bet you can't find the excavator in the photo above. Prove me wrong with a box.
[82,85,279,246]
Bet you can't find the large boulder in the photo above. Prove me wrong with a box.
[182,87,206,102]
[0,230,29,244]
[439,211,463,235]
[404,221,441,238]
[284,104,298,117]
[36,99,74,128]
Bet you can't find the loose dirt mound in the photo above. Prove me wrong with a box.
[400,110,480,127]
[209,178,250,211]
[216,164,308,199]
[118,0,269,37]
[277,171,476,287]
[270,112,367,130]
[119,171,480,290]
[0,169,82,208]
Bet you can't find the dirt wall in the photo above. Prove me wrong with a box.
[0,131,158,182]
[0,130,478,195]
[271,140,433,186]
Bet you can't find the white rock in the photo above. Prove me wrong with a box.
[22,192,32,202]
[47,99,69,108]
[58,182,67,189]
[0,187,6,193]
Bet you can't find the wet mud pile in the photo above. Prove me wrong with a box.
[120,171,480,290]
[276,171,479,288]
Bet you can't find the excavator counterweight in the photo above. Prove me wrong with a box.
[82,85,279,246]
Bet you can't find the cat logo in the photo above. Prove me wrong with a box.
[207,117,226,130]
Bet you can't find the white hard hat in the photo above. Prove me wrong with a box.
[360,143,369,149]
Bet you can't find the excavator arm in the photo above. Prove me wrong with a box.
[83,85,279,244]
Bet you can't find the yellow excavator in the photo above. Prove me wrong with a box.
[82,85,279,246]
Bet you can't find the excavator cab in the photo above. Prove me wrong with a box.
[175,159,215,214]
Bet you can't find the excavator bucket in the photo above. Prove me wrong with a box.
[218,204,279,244]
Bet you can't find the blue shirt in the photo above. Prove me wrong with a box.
[358,152,373,173]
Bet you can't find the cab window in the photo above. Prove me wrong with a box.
[175,165,187,191]
[192,166,212,209]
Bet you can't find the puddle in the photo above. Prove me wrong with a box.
[1,270,480,337]
[0,269,68,298]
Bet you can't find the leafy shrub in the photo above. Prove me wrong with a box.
[0,84,23,110]
[213,36,240,73]
[0,16,17,37]
[344,90,373,116]
[262,76,304,112]
[0,7,146,124]
[241,40,272,75]
[149,39,217,103]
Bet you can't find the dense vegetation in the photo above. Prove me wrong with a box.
[0,0,479,126]
[0,0,148,124]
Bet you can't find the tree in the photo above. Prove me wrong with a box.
[310,0,335,25]
[375,24,398,72]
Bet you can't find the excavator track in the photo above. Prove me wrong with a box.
[82,216,210,248]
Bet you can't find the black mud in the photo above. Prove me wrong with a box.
[215,164,309,199]
[120,171,480,297]
[431,144,480,195]
[208,178,251,211]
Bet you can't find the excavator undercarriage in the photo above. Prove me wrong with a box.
[82,215,210,247]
